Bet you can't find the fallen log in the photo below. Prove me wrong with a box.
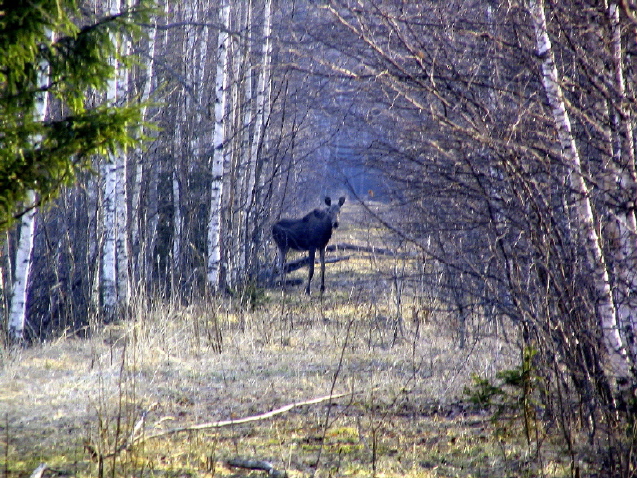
[279,243,405,274]
[283,255,350,273]
[268,242,409,280]
[329,242,403,257]
[227,458,287,478]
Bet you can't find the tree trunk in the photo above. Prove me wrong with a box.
[171,149,182,290]
[8,191,37,342]
[245,0,273,277]
[607,1,637,365]
[207,0,231,290]
[101,0,130,320]
[8,28,52,341]
[100,157,118,319]
[527,0,632,380]
[131,1,160,286]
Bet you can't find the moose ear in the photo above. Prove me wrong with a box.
[338,196,345,206]
[325,197,331,206]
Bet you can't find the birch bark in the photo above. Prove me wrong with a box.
[8,191,37,341]
[172,140,182,287]
[245,0,273,274]
[8,29,52,341]
[101,0,129,319]
[207,1,231,290]
[607,1,637,363]
[115,0,131,308]
[170,1,189,288]
[100,158,118,318]
[237,0,254,280]
[527,0,632,379]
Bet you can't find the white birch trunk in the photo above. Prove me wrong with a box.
[245,0,273,271]
[8,191,37,341]
[101,0,129,318]
[224,1,252,287]
[8,29,52,341]
[527,0,632,379]
[172,144,182,285]
[100,157,118,317]
[250,0,272,178]
[234,0,253,282]
[607,2,637,362]
[116,0,131,308]
[170,1,188,290]
[207,1,231,290]
[115,152,130,309]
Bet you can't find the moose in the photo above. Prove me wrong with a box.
[272,196,346,295]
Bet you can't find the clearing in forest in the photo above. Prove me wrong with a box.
[0,202,568,477]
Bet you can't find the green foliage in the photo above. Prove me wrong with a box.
[229,281,271,311]
[465,374,505,408]
[464,347,543,444]
[0,0,154,229]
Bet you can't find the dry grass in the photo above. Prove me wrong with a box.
[0,203,572,477]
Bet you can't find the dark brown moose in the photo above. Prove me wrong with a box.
[272,196,346,295]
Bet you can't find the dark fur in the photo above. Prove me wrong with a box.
[272,196,346,294]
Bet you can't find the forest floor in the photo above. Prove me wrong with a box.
[0,202,573,477]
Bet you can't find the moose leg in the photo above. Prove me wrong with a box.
[306,248,315,295]
[319,247,326,293]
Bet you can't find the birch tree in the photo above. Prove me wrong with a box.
[1,0,150,338]
[101,0,132,320]
[7,21,51,342]
[606,0,637,368]
[526,0,632,381]
[8,190,38,341]
[117,1,132,308]
[207,0,231,290]
[244,0,274,277]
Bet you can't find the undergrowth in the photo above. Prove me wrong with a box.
[0,223,573,477]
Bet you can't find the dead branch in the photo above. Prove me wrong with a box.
[227,457,287,478]
[283,255,350,273]
[278,242,409,275]
[29,464,47,478]
[130,392,350,448]
[329,242,403,257]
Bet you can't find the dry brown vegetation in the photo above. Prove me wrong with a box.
[0,204,572,477]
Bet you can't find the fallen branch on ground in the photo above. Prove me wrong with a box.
[29,464,47,478]
[329,242,408,257]
[227,457,287,478]
[284,255,350,273]
[275,242,410,275]
[129,392,350,449]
